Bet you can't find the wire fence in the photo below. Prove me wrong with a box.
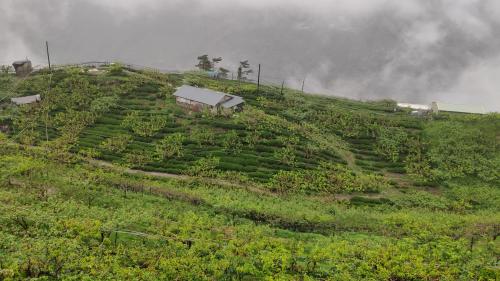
[2,60,305,97]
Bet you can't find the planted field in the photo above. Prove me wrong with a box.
[1,66,499,279]
[73,72,348,181]
[0,144,498,279]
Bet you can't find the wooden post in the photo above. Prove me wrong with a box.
[45,41,53,142]
[280,80,285,95]
[46,41,51,71]
[257,64,261,93]
[301,78,305,93]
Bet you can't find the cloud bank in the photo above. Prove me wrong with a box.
[1,0,499,111]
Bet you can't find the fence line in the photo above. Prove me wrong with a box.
[10,60,298,92]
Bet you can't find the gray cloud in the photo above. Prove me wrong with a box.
[1,0,499,111]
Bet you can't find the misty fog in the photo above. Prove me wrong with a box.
[1,0,499,111]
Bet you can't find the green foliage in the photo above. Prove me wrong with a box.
[0,69,498,280]
[89,95,118,114]
[422,121,498,182]
[78,147,101,160]
[122,111,167,137]
[188,156,220,177]
[218,67,230,79]
[124,149,154,168]
[244,130,262,148]
[54,110,95,140]
[0,145,498,280]
[237,60,253,81]
[222,130,242,154]
[155,133,185,159]
[0,155,45,182]
[190,127,215,147]
[268,163,389,194]
[274,147,296,166]
[375,126,408,162]
[0,132,8,143]
[108,63,125,76]
[100,134,131,153]
[404,137,433,182]
[195,54,212,71]
[392,190,451,211]
[0,65,12,74]
[5,67,498,189]
[160,84,175,98]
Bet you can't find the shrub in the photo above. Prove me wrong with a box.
[190,127,215,147]
[350,196,394,207]
[124,149,154,168]
[392,190,451,211]
[100,135,132,153]
[267,163,389,194]
[222,130,242,154]
[155,133,185,159]
[122,111,167,137]
[274,147,296,166]
[244,130,262,148]
[187,156,220,177]
[108,63,124,76]
[374,126,408,163]
[78,148,101,160]
[90,95,118,115]
[422,121,498,182]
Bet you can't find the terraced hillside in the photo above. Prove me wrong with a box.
[0,65,498,279]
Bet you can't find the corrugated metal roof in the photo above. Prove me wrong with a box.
[397,103,430,110]
[434,102,488,114]
[12,60,30,66]
[173,85,244,108]
[222,95,244,108]
[11,94,41,105]
[174,85,226,106]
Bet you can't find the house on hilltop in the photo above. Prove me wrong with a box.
[173,85,244,113]
[431,102,487,115]
[397,103,430,111]
[12,60,33,77]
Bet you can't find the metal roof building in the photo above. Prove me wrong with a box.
[397,103,430,111]
[431,102,488,115]
[12,59,32,77]
[11,94,41,105]
[173,85,244,112]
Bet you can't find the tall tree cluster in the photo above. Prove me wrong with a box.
[195,55,253,81]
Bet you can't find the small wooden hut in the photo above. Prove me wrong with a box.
[12,60,33,77]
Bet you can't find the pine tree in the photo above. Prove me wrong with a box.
[237,60,253,81]
[195,55,212,71]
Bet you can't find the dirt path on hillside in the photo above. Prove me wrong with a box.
[88,159,275,196]
[89,160,188,180]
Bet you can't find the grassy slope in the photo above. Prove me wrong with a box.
[0,68,499,279]
[0,146,498,280]
[70,70,411,181]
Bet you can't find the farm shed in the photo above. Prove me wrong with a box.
[173,85,244,113]
[11,94,41,105]
[12,60,33,77]
[431,102,488,115]
[397,103,430,111]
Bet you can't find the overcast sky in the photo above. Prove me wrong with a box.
[1,0,499,111]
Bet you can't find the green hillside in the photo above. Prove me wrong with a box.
[0,65,499,280]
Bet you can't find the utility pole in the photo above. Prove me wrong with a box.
[301,78,305,93]
[257,64,261,93]
[46,41,52,71]
[280,80,285,95]
[45,41,52,142]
